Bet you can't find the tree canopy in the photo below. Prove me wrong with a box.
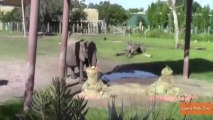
[96,1,128,26]
[24,0,87,24]
[146,1,170,29]
[146,0,213,34]
[69,0,87,23]
[0,0,212,34]
[0,7,22,23]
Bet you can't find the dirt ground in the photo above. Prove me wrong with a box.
[1,54,213,107]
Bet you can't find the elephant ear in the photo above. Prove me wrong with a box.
[79,41,86,62]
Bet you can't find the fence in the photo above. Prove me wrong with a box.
[0,22,23,32]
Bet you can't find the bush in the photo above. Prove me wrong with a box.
[136,29,213,42]
[191,34,213,42]
[108,99,124,120]
[106,97,213,120]
[27,77,88,120]
[144,29,174,39]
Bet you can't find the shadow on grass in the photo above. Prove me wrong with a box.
[25,32,58,37]
[41,32,58,36]
[110,58,213,77]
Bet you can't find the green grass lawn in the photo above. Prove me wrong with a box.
[1,31,213,119]
[0,35,61,60]
[0,30,22,36]
[1,98,213,120]
[73,34,213,81]
[0,100,23,120]
[0,31,213,81]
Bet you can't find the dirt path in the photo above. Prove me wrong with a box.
[0,55,118,103]
[1,55,213,105]
[0,55,59,102]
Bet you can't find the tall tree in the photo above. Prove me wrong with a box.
[127,8,144,13]
[201,5,210,33]
[210,10,213,33]
[69,0,87,23]
[25,0,63,32]
[97,2,128,26]
[0,7,22,23]
[168,0,181,49]
[25,0,87,32]
[88,3,96,8]
[146,1,169,29]
[146,3,156,28]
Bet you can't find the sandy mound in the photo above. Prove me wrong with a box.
[81,66,109,98]
[145,66,185,98]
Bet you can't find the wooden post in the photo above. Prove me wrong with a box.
[77,22,79,33]
[47,22,50,33]
[59,0,70,80]
[16,22,19,32]
[21,0,26,37]
[72,23,75,33]
[59,22,62,33]
[81,22,83,31]
[24,0,40,113]
[88,22,90,34]
[105,23,107,34]
[183,0,193,79]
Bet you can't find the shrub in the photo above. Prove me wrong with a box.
[142,29,213,42]
[28,77,88,120]
[191,34,213,42]
[107,98,140,120]
[108,99,124,120]
[144,29,174,39]
[106,97,213,120]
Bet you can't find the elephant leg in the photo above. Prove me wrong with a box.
[79,60,84,84]
[85,59,89,68]
[70,66,76,79]
[65,65,69,78]
[91,51,97,67]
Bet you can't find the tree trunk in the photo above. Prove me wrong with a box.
[168,0,180,49]
[59,0,70,80]
[171,9,179,49]
[79,60,84,83]
[24,0,40,113]
[183,0,193,79]
[21,0,26,37]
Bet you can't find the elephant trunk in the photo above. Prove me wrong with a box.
[91,51,97,67]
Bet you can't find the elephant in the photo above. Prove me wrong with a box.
[66,39,97,83]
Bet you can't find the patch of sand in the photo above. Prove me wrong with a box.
[1,55,213,107]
